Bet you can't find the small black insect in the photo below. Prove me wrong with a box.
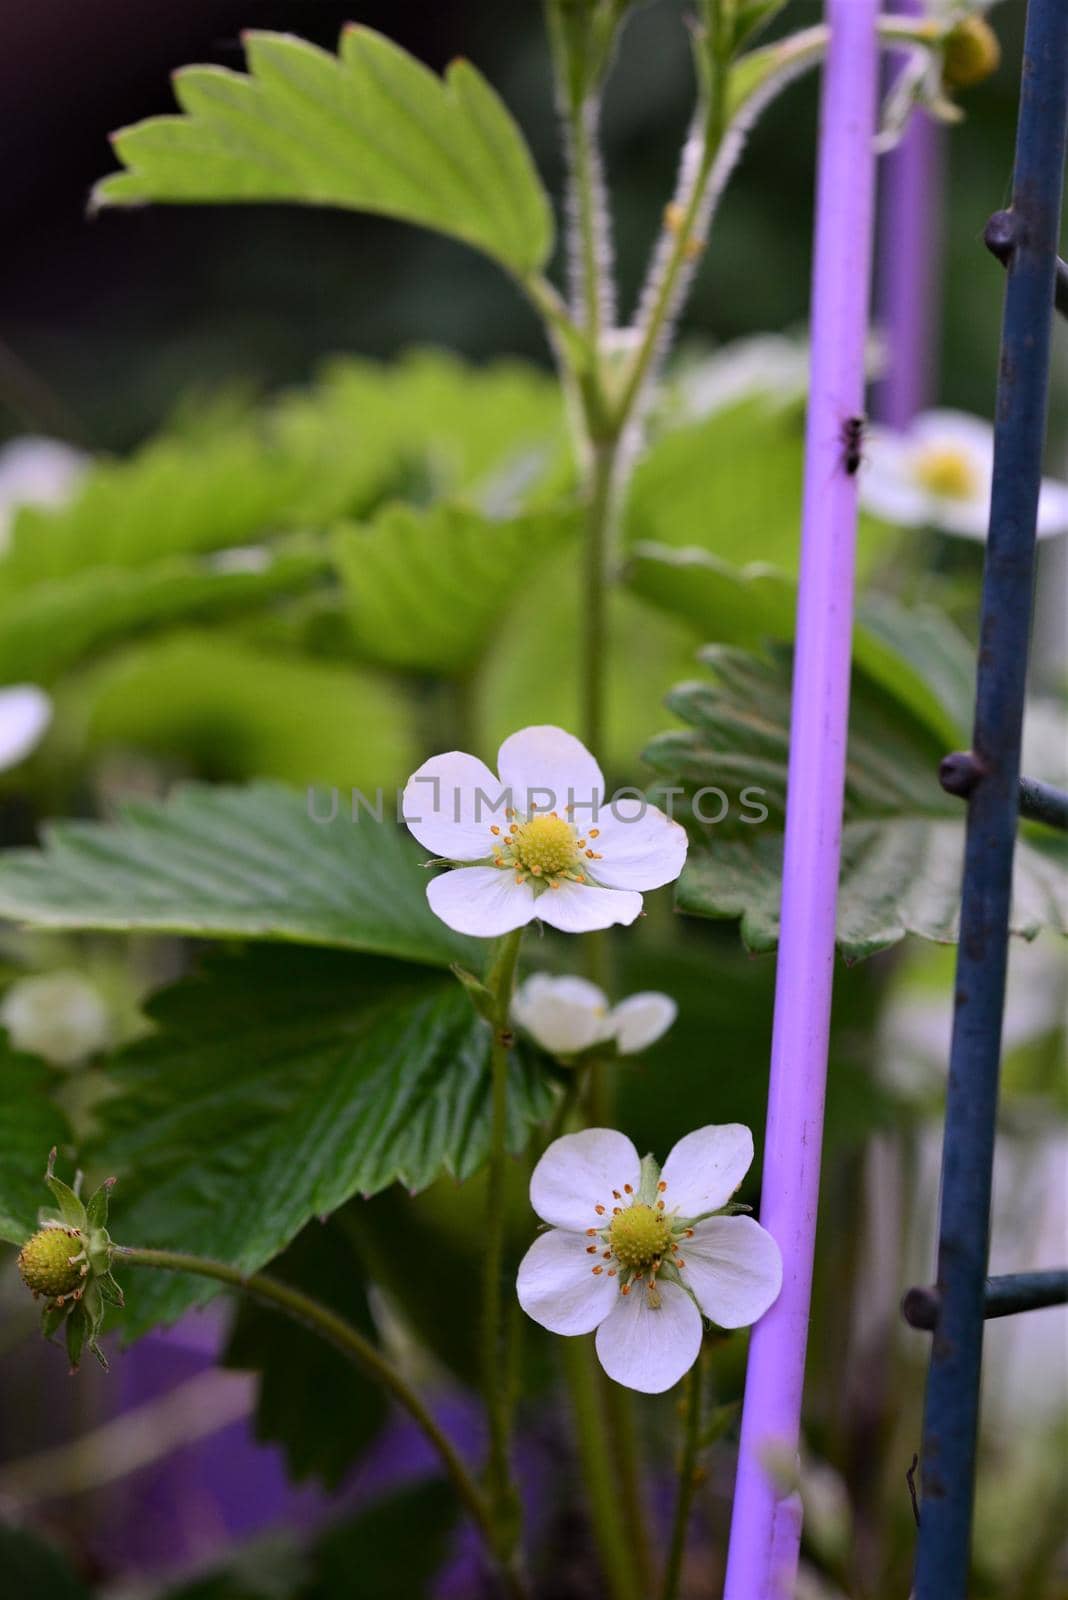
[841,414,866,475]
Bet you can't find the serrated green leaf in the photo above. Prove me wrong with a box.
[223,1219,387,1488]
[0,1052,70,1243]
[623,401,888,581]
[0,538,329,686]
[0,781,476,971]
[627,544,973,746]
[1,428,309,593]
[94,28,553,276]
[4,354,566,604]
[334,502,579,674]
[95,949,556,1331]
[76,632,419,792]
[648,646,1067,959]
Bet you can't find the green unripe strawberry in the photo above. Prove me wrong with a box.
[18,1227,84,1299]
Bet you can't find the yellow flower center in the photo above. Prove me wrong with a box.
[487,809,602,888]
[914,445,979,501]
[512,814,580,878]
[608,1203,673,1271]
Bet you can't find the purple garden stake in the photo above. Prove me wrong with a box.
[723,3,880,1596]
[874,0,945,428]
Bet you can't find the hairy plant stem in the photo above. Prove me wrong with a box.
[612,70,728,432]
[560,1337,643,1600]
[481,925,526,1562]
[661,1346,705,1600]
[553,35,658,1597]
[114,1246,528,1599]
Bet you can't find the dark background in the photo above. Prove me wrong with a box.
[0,1,1038,454]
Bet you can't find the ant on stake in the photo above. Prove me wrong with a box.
[841,414,866,475]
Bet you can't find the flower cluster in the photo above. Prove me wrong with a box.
[517,1126,781,1393]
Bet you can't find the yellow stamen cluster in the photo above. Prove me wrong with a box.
[608,1203,672,1271]
[586,1178,696,1308]
[914,445,979,501]
[489,812,603,890]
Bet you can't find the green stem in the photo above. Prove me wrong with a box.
[560,1338,642,1600]
[570,95,610,349]
[602,1369,653,1596]
[581,436,618,764]
[481,926,526,1556]
[612,83,726,432]
[661,1346,705,1600]
[114,1245,525,1590]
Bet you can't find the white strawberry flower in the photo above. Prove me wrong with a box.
[517,1125,782,1394]
[402,725,687,938]
[860,409,1068,540]
[511,973,677,1058]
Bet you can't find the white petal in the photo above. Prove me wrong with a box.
[590,798,688,891]
[511,974,609,1055]
[932,501,989,539]
[496,725,603,820]
[0,685,52,771]
[859,471,932,529]
[911,408,994,462]
[859,429,931,527]
[681,1215,783,1328]
[533,881,643,933]
[402,751,505,860]
[1036,476,1068,537]
[609,992,678,1054]
[659,1124,754,1218]
[516,1227,618,1335]
[594,1279,703,1394]
[426,866,537,937]
[529,1127,641,1231]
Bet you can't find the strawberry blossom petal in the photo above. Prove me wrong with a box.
[515,1227,618,1335]
[529,1128,641,1231]
[496,724,603,818]
[680,1215,783,1328]
[533,882,642,933]
[425,866,537,937]
[594,1279,703,1393]
[659,1124,754,1218]
[402,751,506,860]
[511,974,610,1055]
[609,992,677,1054]
[590,797,688,891]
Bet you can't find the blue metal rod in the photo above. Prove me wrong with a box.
[914,3,1068,1595]
[940,751,1068,830]
[903,1270,1068,1330]
[986,213,1068,321]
